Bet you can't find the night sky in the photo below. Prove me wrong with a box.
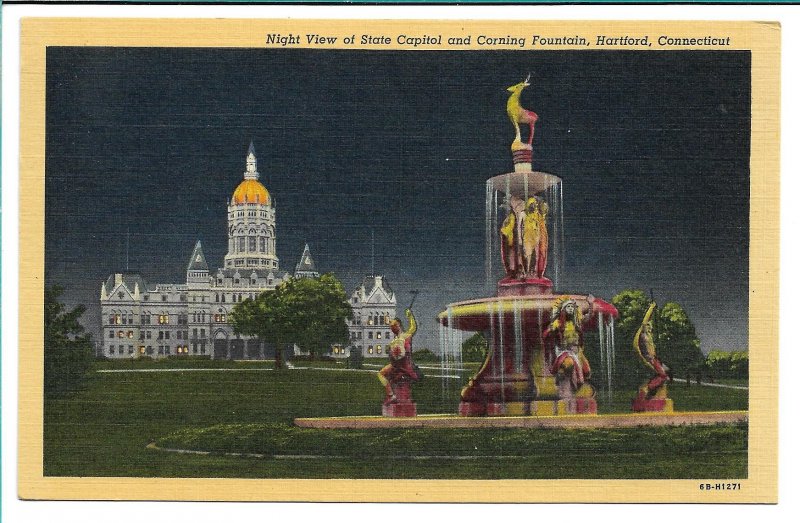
[45,47,750,353]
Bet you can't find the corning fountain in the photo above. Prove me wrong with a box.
[437,76,619,417]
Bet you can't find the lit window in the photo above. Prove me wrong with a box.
[159,315,169,324]
[376,345,382,354]
[368,346,374,354]
[140,347,146,354]
[127,331,133,339]
[114,314,121,324]
[377,332,382,339]
[118,330,124,338]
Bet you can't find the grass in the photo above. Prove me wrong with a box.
[43,361,748,479]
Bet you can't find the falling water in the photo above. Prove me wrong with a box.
[605,317,614,402]
[610,316,616,377]
[598,313,607,401]
[537,307,544,371]
[497,302,506,406]
[446,307,454,394]
[595,313,617,403]
[439,319,446,403]
[523,174,529,203]
[513,299,523,373]
[558,182,565,289]
[438,306,467,408]
[454,326,463,388]
[598,311,606,388]
[485,181,493,290]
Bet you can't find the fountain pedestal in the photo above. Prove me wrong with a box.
[382,378,417,417]
[632,387,674,413]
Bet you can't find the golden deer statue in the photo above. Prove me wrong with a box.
[506,74,539,146]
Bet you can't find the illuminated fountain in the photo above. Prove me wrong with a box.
[295,77,748,429]
[438,76,619,416]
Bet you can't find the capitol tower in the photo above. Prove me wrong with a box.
[223,142,279,271]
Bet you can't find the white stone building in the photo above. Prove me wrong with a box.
[333,275,398,359]
[99,143,315,360]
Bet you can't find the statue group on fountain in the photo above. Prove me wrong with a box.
[500,195,549,280]
[543,295,595,399]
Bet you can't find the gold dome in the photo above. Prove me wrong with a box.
[232,179,270,205]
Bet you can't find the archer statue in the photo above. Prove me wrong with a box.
[378,308,420,407]
[633,302,673,404]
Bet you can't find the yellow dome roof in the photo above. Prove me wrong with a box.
[232,179,270,205]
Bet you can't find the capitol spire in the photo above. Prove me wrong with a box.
[244,140,259,180]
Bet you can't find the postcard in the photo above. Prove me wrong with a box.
[16,18,778,503]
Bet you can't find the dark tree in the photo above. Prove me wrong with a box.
[44,285,94,396]
[287,274,352,360]
[461,332,488,363]
[608,289,652,388]
[230,274,352,368]
[657,302,703,384]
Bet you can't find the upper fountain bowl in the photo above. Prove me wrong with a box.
[487,171,561,198]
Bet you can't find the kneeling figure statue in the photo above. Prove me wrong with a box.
[544,296,596,403]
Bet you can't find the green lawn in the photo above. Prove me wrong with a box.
[44,361,748,479]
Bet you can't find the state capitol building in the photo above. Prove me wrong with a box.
[99,144,396,360]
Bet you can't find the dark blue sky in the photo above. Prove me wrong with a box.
[45,47,750,352]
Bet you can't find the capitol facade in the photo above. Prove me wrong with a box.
[99,144,396,360]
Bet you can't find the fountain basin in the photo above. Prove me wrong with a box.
[438,290,618,417]
[437,294,617,332]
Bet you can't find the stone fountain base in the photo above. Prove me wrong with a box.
[460,399,597,417]
[295,411,747,430]
[382,379,417,417]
